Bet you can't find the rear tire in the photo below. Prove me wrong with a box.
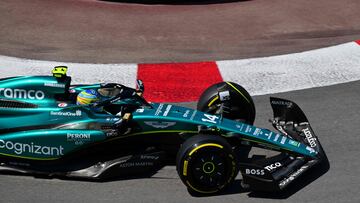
[176,135,238,195]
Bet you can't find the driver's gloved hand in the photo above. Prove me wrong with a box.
[113,116,132,135]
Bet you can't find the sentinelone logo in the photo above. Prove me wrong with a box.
[0,88,45,100]
[50,110,82,117]
[0,139,64,156]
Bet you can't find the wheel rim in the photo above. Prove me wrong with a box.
[202,162,215,174]
[192,153,226,187]
[185,146,235,192]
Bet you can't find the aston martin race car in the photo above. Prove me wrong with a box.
[0,66,329,194]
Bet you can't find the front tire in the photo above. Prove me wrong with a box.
[197,81,255,125]
[176,135,238,195]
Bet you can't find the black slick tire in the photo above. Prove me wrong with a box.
[176,134,238,195]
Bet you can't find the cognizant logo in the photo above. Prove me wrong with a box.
[0,140,64,156]
[0,88,45,100]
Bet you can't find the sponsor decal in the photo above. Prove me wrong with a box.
[303,128,317,148]
[44,83,65,88]
[9,162,30,167]
[264,162,282,171]
[144,121,176,129]
[163,105,172,116]
[118,162,154,168]
[140,155,159,160]
[236,124,245,131]
[273,134,280,142]
[0,88,45,100]
[106,130,119,137]
[183,110,190,118]
[0,139,64,156]
[190,110,197,120]
[253,128,262,136]
[110,97,121,104]
[279,165,308,187]
[244,125,253,134]
[50,110,82,117]
[67,133,91,145]
[264,132,273,140]
[136,108,144,113]
[201,114,219,124]
[289,140,300,147]
[271,100,292,107]
[106,117,120,122]
[58,103,68,108]
[280,136,287,144]
[245,168,265,176]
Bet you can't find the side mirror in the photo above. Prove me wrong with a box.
[136,79,144,93]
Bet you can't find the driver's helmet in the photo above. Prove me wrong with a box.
[76,89,101,105]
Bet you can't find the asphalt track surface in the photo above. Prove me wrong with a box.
[1,81,359,202]
[1,0,360,63]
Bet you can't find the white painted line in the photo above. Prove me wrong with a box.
[0,55,138,88]
[217,42,360,95]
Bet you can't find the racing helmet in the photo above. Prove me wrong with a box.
[76,89,101,105]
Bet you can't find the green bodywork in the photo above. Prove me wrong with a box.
[0,75,317,161]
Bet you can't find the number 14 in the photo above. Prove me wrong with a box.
[202,114,219,124]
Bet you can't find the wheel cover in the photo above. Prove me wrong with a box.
[202,162,215,174]
[184,144,236,193]
[191,152,226,187]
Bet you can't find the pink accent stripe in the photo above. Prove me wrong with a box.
[137,62,223,102]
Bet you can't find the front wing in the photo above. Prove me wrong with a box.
[238,97,329,191]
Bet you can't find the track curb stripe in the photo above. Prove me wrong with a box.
[1,41,360,102]
[138,62,222,102]
[217,41,360,96]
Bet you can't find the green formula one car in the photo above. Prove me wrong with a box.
[0,66,329,194]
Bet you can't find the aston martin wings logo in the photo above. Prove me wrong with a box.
[144,121,176,129]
